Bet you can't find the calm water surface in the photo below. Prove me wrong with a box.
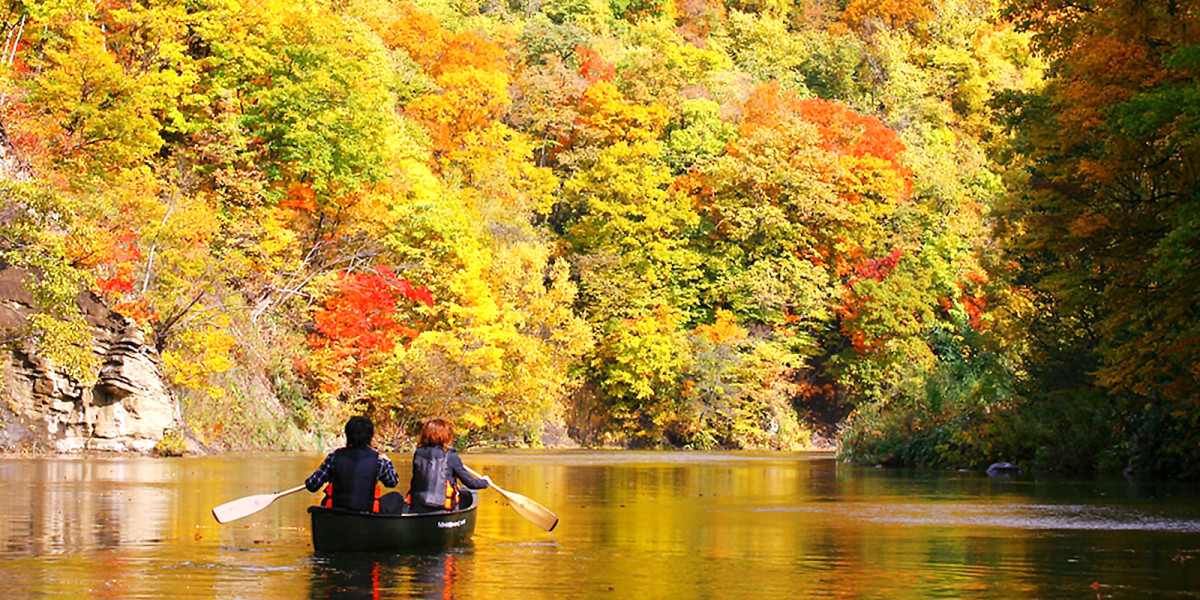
[1,451,1198,599]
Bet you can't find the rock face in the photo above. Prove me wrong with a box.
[1,125,181,454]
[0,127,30,182]
[0,268,181,453]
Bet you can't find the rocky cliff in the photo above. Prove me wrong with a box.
[0,268,182,453]
[1,126,182,454]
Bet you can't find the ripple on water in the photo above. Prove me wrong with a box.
[169,561,302,574]
[756,502,1200,532]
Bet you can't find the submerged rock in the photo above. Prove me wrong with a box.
[986,462,1021,477]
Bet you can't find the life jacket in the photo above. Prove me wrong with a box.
[319,446,382,512]
[321,482,381,513]
[407,446,459,511]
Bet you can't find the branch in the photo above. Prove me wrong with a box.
[152,286,207,352]
[142,188,180,295]
[248,242,383,323]
[5,15,25,66]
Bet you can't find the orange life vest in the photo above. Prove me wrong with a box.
[405,481,457,510]
[322,482,382,513]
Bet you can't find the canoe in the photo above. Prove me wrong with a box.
[308,489,478,553]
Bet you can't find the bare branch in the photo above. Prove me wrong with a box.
[7,14,26,66]
[141,187,180,295]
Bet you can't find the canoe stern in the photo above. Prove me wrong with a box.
[308,490,478,553]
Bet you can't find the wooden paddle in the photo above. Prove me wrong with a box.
[464,466,558,532]
[211,484,307,523]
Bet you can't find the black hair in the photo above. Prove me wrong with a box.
[345,416,374,448]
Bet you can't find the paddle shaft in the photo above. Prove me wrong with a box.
[275,484,308,498]
[463,465,506,495]
[212,484,307,523]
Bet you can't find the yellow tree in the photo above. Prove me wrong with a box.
[364,146,592,441]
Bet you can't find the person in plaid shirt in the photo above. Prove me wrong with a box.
[305,416,403,513]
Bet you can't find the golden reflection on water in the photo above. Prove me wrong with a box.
[1,452,1198,599]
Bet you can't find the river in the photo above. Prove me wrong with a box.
[1,451,1198,598]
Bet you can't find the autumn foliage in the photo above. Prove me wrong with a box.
[3,0,1190,477]
[840,0,933,31]
[310,267,434,362]
[997,0,1200,477]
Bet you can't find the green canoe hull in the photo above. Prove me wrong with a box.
[308,489,478,553]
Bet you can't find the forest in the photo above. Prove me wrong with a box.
[0,0,1196,478]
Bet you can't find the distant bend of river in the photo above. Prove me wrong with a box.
[2,451,1199,599]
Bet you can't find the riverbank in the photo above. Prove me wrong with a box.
[0,439,840,459]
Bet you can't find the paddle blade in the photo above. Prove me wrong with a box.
[495,486,559,532]
[463,465,558,532]
[211,485,306,523]
[212,493,277,523]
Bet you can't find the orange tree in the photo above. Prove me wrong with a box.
[697,85,924,388]
[304,266,433,402]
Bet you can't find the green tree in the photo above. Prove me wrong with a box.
[557,140,703,442]
[998,0,1200,477]
[0,180,98,384]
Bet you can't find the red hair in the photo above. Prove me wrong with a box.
[419,419,454,448]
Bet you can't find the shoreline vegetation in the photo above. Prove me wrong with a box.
[1,0,1196,478]
[0,445,842,459]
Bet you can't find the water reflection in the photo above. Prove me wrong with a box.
[760,502,1200,532]
[3,457,178,556]
[1,452,1199,599]
[309,550,472,600]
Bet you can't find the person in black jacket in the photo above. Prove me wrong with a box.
[407,419,491,513]
[306,416,404,513]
